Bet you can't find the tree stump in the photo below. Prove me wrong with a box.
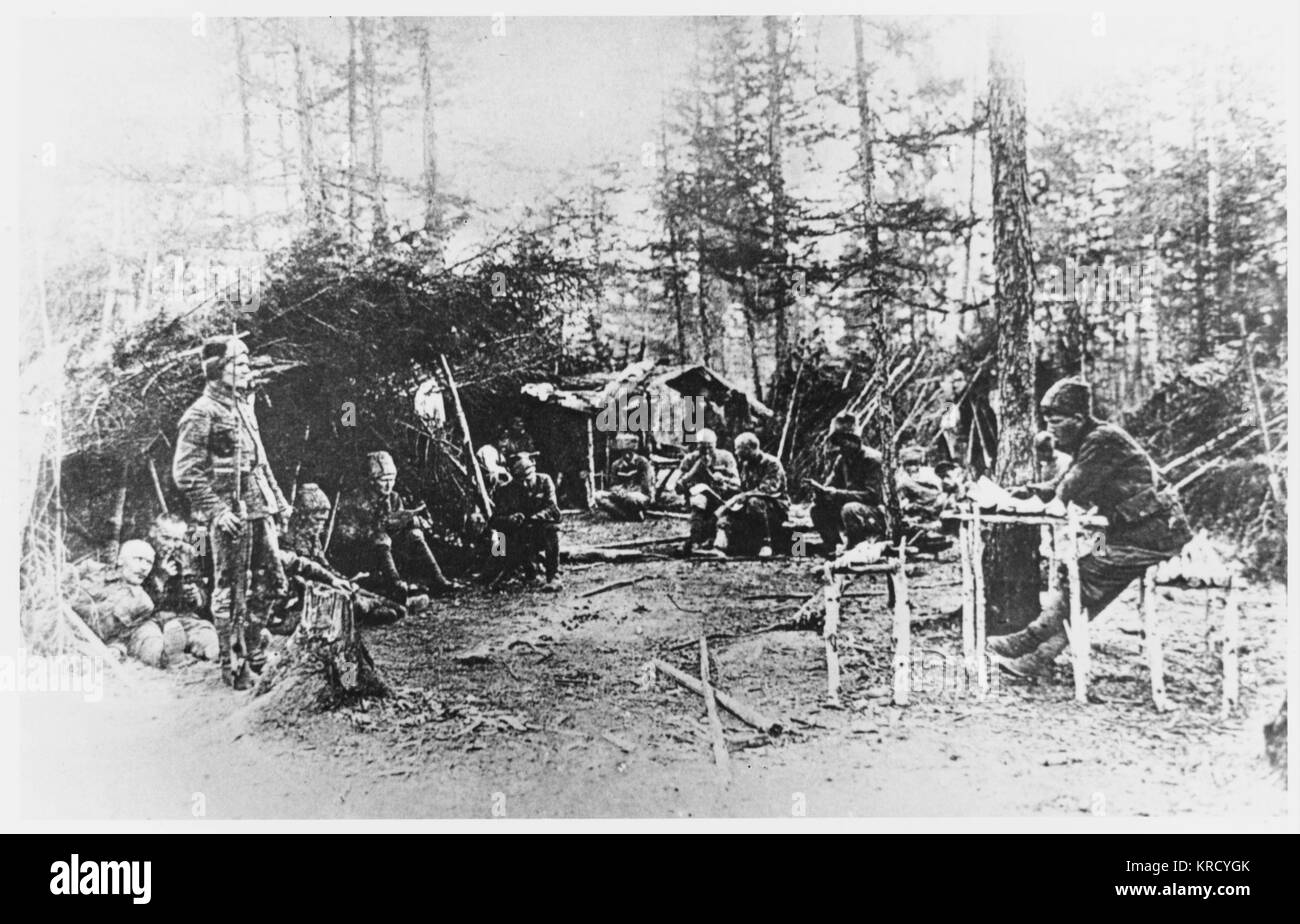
[982,523,1041,635]
[251,584,390,718]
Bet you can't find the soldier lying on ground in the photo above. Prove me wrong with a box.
[271,483,407,634]
[712,432,790,558]
[483,451,563,591]
[172,334,291,688]
[986,377,1192,678]
[595,432,655,521]
[808,412,886,554]
[335,451,462,602]
[73,540,219,667]
[674,428,740,556]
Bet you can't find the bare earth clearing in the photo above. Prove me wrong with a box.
[21,515,1288,820]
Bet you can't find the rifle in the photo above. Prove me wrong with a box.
[229,331,251,679]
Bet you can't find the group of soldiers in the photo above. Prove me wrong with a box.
[70,330,1191,692]
[589,412,951,559]
[72,334,560,690]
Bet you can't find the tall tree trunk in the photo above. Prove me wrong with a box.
[233,18,258,247]
[692,24,713,367]
[290,24,325,224]
[985,19,1039,633]
[346,18,359,247]
[660,117,689,363]
[853,17,902,537]
[270,27,293,213]
[361,17,387,240]
[765,16,789,366]
[418,21,444,268]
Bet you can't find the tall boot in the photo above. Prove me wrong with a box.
[993,631,1069,679]
[214,616,235,687]
[987,589,1066,658]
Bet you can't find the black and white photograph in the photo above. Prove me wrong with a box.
[6,3,1295,830]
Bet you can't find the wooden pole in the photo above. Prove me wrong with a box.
[1222,577,1240,716]
[960,517,975,688]
[891,539,911,705]
[1064,508,1088,703]
[823,571,843,705]
[1238,316,1282,505]
[1141,566,1170,712]
[699,638,730,778]
[650,659,783,735]
[324,488,342,552]
[584,417,596,509]
[106,458,129,563]
[972,508,987,698]
[288,424,311,507]
[438,354,493,517]
[146,456,169,514]
[776,352,805,463]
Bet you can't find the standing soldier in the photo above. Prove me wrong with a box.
[717,432,790,558]
[595,433,655,521]
[674,428,740,556]
[987,377,1193,677]
[485,451,563,591]
[335,451,461,602]
[173,334,291,689]
[807,412,886,553]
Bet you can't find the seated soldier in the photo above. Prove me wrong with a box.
[336,451,460,602]
[143,514,219,663]
[273,483,408,633]
[674,428,740,556]
[896,445,945,523]
[808,412,886,553]
[716,432,790,558]
[987,377,1193,677]
[73,540,217,667]
[485,451,563,591]
[595,433,655,521]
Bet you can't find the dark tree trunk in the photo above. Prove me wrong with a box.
[854,17,902,537]
[986,19,1040,633]
[346,18,359,246]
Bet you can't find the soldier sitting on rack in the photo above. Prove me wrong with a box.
[142,513,220,662]
[595,432,655,521]
[986,377,1192,678]
[484,451,563,592]
[674,428,740,556]
[271,483,408,633]
[807,412,886,554]
[336,451,462,603]
[714,432,790,558]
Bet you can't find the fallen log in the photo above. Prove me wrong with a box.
[596,535,688,550]
[562,546,670,564]
[578,575,652,599]
[650,659,783,735]
[699,638,730,777]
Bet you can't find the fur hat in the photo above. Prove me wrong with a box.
[830,412,860,440]
[692,428,718,448]
[508,450,538,472]
[367,451,397,479]
[612,432,639,452]
[296,483,331,513]
[201,335,249,380]
[1040,377,1093,417]
[898,445,925,465]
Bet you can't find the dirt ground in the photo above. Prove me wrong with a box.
[19,513,1290,820]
